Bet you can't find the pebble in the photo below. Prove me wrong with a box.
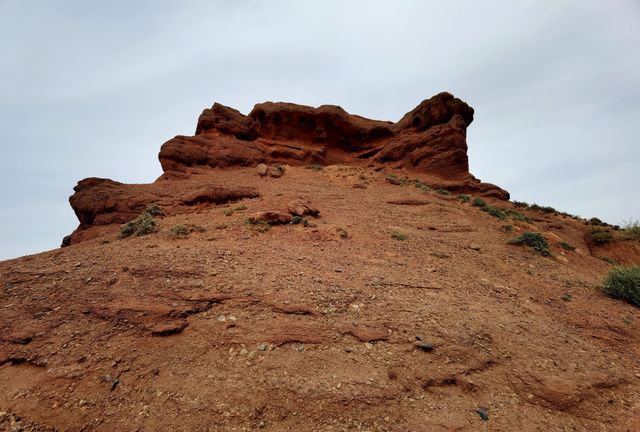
[417,342,434,352]
[476,406,489,421]
[257,343,269,352]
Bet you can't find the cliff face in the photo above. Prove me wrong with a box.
[65,93,508,245]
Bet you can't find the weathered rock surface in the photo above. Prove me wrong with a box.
[159,92,506,199]
[64,92,508,245]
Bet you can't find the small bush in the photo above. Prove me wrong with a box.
[589,217,606,226]
[223,204,247,216]
[435,189,450,195]
[170,224,191,238]
[144,204,164,217]
[291,215,303,225]
[391,231,407,241]
[509,232,550,256]
[414,182,431,192]
[591,230,614,245]
[169,223,206,238]
[507,210,531,223]
[472,197,486,207]
[336,227,349,239]
[602,265,640,307]
[482,205,507,220]
[458,194,470,203]
[119,212,157,239]
[560,242,576,251]
[513,201,529,208]
[622,220,640,241]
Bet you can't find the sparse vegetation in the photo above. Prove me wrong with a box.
[457,194,470,203]
[601,256,619,265]
[414,181,431,192]
[622,220,640,241]
[513,201,529,208]
[562,293,573,302]
[291,215,304,225]
[170,223,206,238]
[472,197,486,207]
[223,204,248,216]
[119,206,163,239]
[500,224,514,233]
[435,188,450,195]
[591,230,614,245]
[391,231,407,241]
[305,164,324,171]
[336,227,349,239]
[507,210,531,223]
[530,204,557,214]
[509,232,550,256]
[482,205,507,220]
[244,218,271,233]
[560,242,576,251]
[602,265,640,307]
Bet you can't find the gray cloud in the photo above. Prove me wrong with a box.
[1,0,638,259]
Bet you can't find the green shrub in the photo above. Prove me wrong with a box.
[482,205,507,220]
[622,221,640,241]
[336,227,349,239]
[509,232,550,256]
[223,204,248,216]
[144,204,164,217]
[291,215,303,225]
[602,265,640,307]
[169,223,206,238]
[391,231,407,241]
[589,217,606,226]
[414,182,431,192]
[507,210,531,223]
[435,189,450,195]
[560,242,576,251]
[591,230,614,245]
[513,201,529,208]
[472,197,486,207]
[170,224,191,238]
[457,194,471,203]
[119,212,157,239]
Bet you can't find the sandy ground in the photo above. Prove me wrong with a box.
[1,166,639,431]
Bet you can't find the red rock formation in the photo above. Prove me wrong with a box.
[159,92,507,196]
[65,92,508,246]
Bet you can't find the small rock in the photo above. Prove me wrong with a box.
[249,211,292,225]
[417,342,434,352]
[476,406,489,421]
[268,164,285,178]
[469,244,481,251]
[352,183,368,189]
[256,163,268,176]
[100,374,113,383]
[239,348,248,356]
[150,368,160,376]
[257,343,269,352]
[247,351,257,361]
[334,268,344,273]
[385,175,403,185]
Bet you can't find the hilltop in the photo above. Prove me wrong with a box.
[1,94,639,431]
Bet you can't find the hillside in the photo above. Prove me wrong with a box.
[1,94,640,431]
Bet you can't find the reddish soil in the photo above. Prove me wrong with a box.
[2,166,640,431]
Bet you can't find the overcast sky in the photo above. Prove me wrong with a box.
[1,0,638,260]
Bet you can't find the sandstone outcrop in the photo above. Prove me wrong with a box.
[65,92,508,245]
